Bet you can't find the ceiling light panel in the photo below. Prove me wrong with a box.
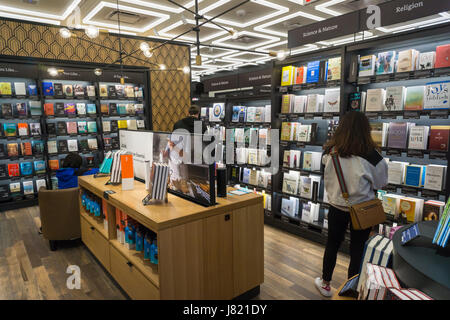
[160,19,228,42]
[0,0,80,20]
[212,31,279,50]
[0,11,61,25]
[315,0,348,17]
[119,0,203,14]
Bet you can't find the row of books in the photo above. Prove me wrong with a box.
[230,166,272,190]
[231,105,271,123]
[358,44,450,77]
[283,150,322,172]
[0,82,37,96]
[230,127,271,146]
[379,191,445,223]
[2,122,41,137]
[386,161,447,191]
[1,161,46,177]
[235,148,269,166]
[282,170,321,200]
[281,196,321,225]
[41,82,143,99]
[47,138,102,154]
[1,141,44,158]
[1,102,42,118]
[42,102,144,117]
[281,89,340,114]
[433,198,450,248]
[281,57,341,86]
[371,122,450,151]
[354,82,449,112]
[200,103,225,122]
[255,190,271,211]
[0,179,48,198]
[280,122,317,143]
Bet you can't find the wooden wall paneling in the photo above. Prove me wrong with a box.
[232,203,265,297]
[158,219,205,299]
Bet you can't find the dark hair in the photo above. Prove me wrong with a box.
[188,105,200,115]
[324,111,378,157]
[62,152,83,169]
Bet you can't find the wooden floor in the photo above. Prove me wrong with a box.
[0,206,349,300]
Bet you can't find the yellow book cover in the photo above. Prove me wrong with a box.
[281,122,291,141]
[281,94,291,113]
[0,82,12,95]
[327,57,341,81]
[281,66,295,86]
[400,199,417,223]
[118,120,128,129]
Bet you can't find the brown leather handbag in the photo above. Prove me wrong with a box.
[330,151,386,230]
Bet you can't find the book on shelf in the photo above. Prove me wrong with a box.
[3,123,17,137]
[42,82,54,96]
[210,103,225,122]
[117,120,127,129]
[1,103,13,118]
[135,104,144,115]
[0,82,12,95]
[435,44,450,69]
[283,150,290,168]
[7,143,19,157]
[0,164,7,178]
[404,164,426,187]
[248,128,259,147]
[241,167,251,184]
[429,125,450,151]
[64,103,76,116]
[44,103,54,116]
[384,86,406,111]
[18,123,29,136]
[280,122,292,141]
[48,159,59,171]
[382,194,403,218]
[290,150,301,169]
[400,197,424,223]
[20,142,32,156]
[302,151,321,171]
[200,107,208,119]
[76,103,86,115]
[104,137,112,149]
[282,170,300,195]
[254,107,264,123]
[387,161,408,185]
[20,162,33,176]
[295,66,307,84]
[246,106,256,123]
[32,141,44,154]
[327,57,341,81]
[8,163,20,177]
[293,95,307,113]
[110,120,119,132]
[99,84,108,97]
[46,122,56,135]
[306,61,320,83]
[27,84,37,96]
[305,94,324,113]
[56,121,67,135]
[418,52,436,70]
[87,85,96,97]
[53,83,63,96]
[232,106,242,122]
[77,121,87,134]
[323,88,340,113]
[125,86,134,98]
[47,140,57,154]
[387,122,414,149]
[74,84,85,97]
[36,179,47,191]
[127,119,137,130]
[249,169,258,186]
[88,138,98,150]
[15,102,27,117]
[300,202,312,223]
[397,49,420,72]
[33,160,46,174]
[300,175,313,199]
[87,103,97,114]
[135,87,144,98]
[0,145,5,159]
[359,55,376,77]
[109,103,118,116]
[296,124,311,142]
[63,84,73,97]
[424,164,447,191]
[281,94,294,113]
[55,103,65,116]
[365,88,386,112]
[264,105,271,123]
[14,82,26,96]
[136,120,145,129]
[29,101,41,116]
[102,121,111,132]
[107,85,117,98]
[66,122,77,135]
[79,140,89,153]
[57,140,68,153]
[9,182,21,195]
[281,197,297,218]
[423,200,445,221]
[235,147,247,164]
[117,103,126,115]
[408,126,429,150]
[126,104,135,115]
[376,51,396,75]
[281,66,296,86]
[67,139,78,152]
[87,121,97,133]
[23,181,34,195]
[115,85,124,98]
[100,103,109,115]
[424,81,449,110]
[327,120,339,141]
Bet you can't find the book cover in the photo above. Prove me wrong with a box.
[117,104,127,115]
[384,86,406,111]
[15,102,27,117]
[99,84,108,97]
[20,142,32,156]
[35,179,47,191]
[111,137,120,149]
[127,119,137,130]
[324,88,340,113]
[20,162,33,176]
[7,143,19,157]
[366,89,385,112]
[27,84,37,96]
[125,86,134,98]
[387,122,409,149]
[435,44,450,69]
[46,123,56,135]
[47,140,57,154]
[115,85,124,98]
[0,145,5,159]
[418,52,435,70]
[88,138,98,150]
[23,181,34,195]
[42,82,54,96]
[134,87,143,98]
[306,94,323,113]
[104,137,112,149]
[293,95,307,113]
[64,103,76,115]
[117,120,127,129]
[404,86,425,111]
[44,103,54,116]
[76,103,86,115]
[424,165,446,191]
[48,159,59,171]
[33,160,46,174]
[32,140,44,154]
[295,66,307,84]
[376,51,396,75]
[327,120,339,140]
[327,57,341,81]
[29,101,42,116]
[87,121,97,133]
[281,94,292,114]
[74,84,85,97]
[422,201,445,221]
[0,164,6,178]
[79,140,89,153]
[232,106,241,122]
[67,139,78,152]
[63,84,73,97]
[109,103,119,116]
[55,103,65,116]
[56,121,67,135]
[87,85,96,97]
[281,66,295,86]
[424,81,449,110]
[306,61,320,83]
[18,123,28,136]
[1,103,13,118]
[280,122,291,141]
[359,55,376,77]
[297,125,311,142]
[102,121,111,132]
[101,103,109,115]
[57,140,68,153]
[8,163,20,177]
[9,182,21,194]
[28,122,40,136]
[408,126,428,150]
[397,50,417,72]
[53,83,63,96]
[3,123,17,137]
[137,120,145,129]
[87,103,97,114]
[0,82,12,95]
[66,122,77,135]
[135,104,144,115]
[107,85,117,98]
[429,126,450,151]
[126,104,135,115]
[14,82,26,96]
[110,120,118,132]
[404,165,422,187]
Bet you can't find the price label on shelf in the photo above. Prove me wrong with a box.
[394,72,410,80]
[306,83,316,89]
[414,69,431,79]
[292,85,302,91]
[375,75,390,83]
[357,77,371,85]
[429,151,447,160]
[384,185,397,193]
[304,113,314,119]
[401,186,419,196]
[403,111,420,119]
[381,112,397,119]
[386,148,402,156]
[429,110,449,119]
[279,87,288,93]
[322,113,334,119]
[406,149,425,158]
[434,67,450,77]
[421,189,440,200]
[365,112,379,120]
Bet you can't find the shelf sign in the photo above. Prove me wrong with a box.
[238,68,272,88]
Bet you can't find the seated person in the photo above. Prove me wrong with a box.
[56,153,98,189]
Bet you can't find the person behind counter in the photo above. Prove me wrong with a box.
[56,153,98,189]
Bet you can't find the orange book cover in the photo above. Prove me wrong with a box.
[400,199,417,223]
[44,103,54,116]
[48,159,59,170]
[120,154,133,179]
[295,67,305,84]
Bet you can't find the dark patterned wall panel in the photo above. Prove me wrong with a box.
[0,19,191,132]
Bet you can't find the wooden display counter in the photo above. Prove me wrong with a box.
[78,175,264,300]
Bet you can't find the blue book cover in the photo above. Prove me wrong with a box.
[118,104,127,115]
[27,84,38,96]
[306,61,320,83]
[421,166,427,187]
[19,162,33,176]
[405,165,422,187]
[42,82,54,96]
[232,106,240,122]
[87,104,97,114]
[238,107,247,122]
[34,160,46,174]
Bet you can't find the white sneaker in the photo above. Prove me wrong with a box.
[315,277,332,298]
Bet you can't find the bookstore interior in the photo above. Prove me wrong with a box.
[0,0,449,304]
